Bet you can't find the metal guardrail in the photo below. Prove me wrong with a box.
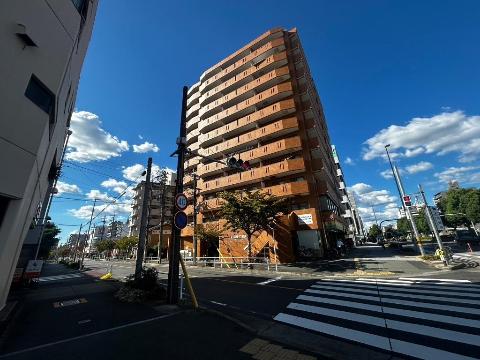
[184,256,276,271]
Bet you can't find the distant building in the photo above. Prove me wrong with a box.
[129,174,176,256]
[0,0,98,310]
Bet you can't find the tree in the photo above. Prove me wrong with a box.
[219,190,287,259]
[116,236,138,257]
[368,224,382,238]
[414,208,431,235]
[396,217,410,236]
[95,239,116,257]
[196,223,222,244]
[464,189,480,225]
[437,187,480,228]
[38,221,61,259]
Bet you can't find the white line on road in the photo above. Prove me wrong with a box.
[257,276,282,285]
[398,277,473,283]
[0,313,181,358]
[209,301,227,306]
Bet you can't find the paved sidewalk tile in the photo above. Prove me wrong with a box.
[239,338,315,360]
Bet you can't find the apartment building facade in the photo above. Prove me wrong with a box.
[129,173,176,257]
[181,28,347,262]
[0,0,98,310]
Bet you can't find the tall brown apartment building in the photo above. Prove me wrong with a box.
[181,28,347,262]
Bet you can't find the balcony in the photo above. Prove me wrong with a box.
[199,52,288,107]
[337,168,343,177]
[185,205,194,216]
[200,37,286,93]
[198,99,296,147]
[186,102,200,120]
[201,158,306,194]
[199,117,298,159]
[341,195,349,204]
[339,181,345,190]
[185,156,200,170]
[186,90,200,110]
[200,181,310,212]
[189,141,199,152]
[198,82,293,134]
[186,115,200,131]
[198,66,290,120]
[197,136,302,177]
[186,127,200,144]
[187,81,200,97]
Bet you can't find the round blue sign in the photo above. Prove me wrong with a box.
[174,211,188,230]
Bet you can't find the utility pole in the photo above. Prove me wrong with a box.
[371,206,379,226]
[419,184,446,263]
[158,170,167,264]
[100,215,107,241]
[394,166,425,256]
[80,198,97,269]
[192,173,199,265]
[72,223,83,262]
[135,157,152,280]
[111,213,116,239]
[167,86,188,305]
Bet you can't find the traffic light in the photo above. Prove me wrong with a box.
[227,157,251,171]
[403,195,412,207]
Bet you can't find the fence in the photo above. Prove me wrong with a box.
[184,256,277,271]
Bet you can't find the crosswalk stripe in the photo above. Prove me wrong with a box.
[328,279,480,293]
[311,284,480,304]
[289,302,480,346]
[297,294,480,328]
[304,289,480,315]
[274,313,392,351]
[277,278,480,359]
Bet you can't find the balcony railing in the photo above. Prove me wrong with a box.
[198,66,290,119]
[198,99,296,147]
[199,52,288,107]
[201,158,305,193]
[186,102,200,120]
[186,115,200,131]
[198,82,293,134]
[197,136,302,177]
[200,37,286,93]
[199,117,298,159]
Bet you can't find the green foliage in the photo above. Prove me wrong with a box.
[116,236,138,255]
[116,267,166,303]
[438,188,480,228]
[126,267,159,290]
[219,190,287,257]
[396,217,410,235]
[368,224,382,238]
[38,221,61,259]
[195,223,222,244]
[421,254,441,261]
[414,208,431,235]
[95,239,116,254]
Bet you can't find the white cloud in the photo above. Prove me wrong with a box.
[85,189,115,202]
[138,135,144,140]
[132,141,160,153]
[122,164,146,181]
[380,169,394,179]
[66,111,129,162]
[344,157,355,165]
[434,166,480,185]
[405,161,433,174]
[363,111,480,163]
[101,178,128,193]
[55,181,81,195]
[68,202,131,220]
[350,183,372,195]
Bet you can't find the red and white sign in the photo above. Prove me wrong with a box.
[24,260,43,279]
[403,195,412,206]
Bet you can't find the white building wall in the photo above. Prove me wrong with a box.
[0,0,98,310]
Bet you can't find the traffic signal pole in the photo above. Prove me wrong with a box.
[167,86,188,304]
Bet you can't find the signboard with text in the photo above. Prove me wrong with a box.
[298,214,313,225]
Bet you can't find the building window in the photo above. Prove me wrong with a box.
[0,195,10,228]
[25,75,55,122]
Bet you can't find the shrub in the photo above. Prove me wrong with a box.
[125,267,159,290]
[117,267,166,303]
[421,255,441,261]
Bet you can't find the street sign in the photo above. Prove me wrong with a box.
[175,193,188,210]
[24,260,43,279]
[403,195,412,207]
[429,206,445,231]
[298,214,313,225]
[174,211,188,229]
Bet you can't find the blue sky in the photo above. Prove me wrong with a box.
[51,0,480,241]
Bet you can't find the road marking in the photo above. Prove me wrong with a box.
[0,312,181,358]
[77,319,91,325]
[39,273,83,282]
[209,301,226,306]
[398,277,473,283]
[275,279,480,359]
[53,298,88,308]
[257,276,282,285]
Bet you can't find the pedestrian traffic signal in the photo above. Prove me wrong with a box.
[403,195,412,207]
[227,157,251,171]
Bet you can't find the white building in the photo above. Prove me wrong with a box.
[0,0,98,310]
